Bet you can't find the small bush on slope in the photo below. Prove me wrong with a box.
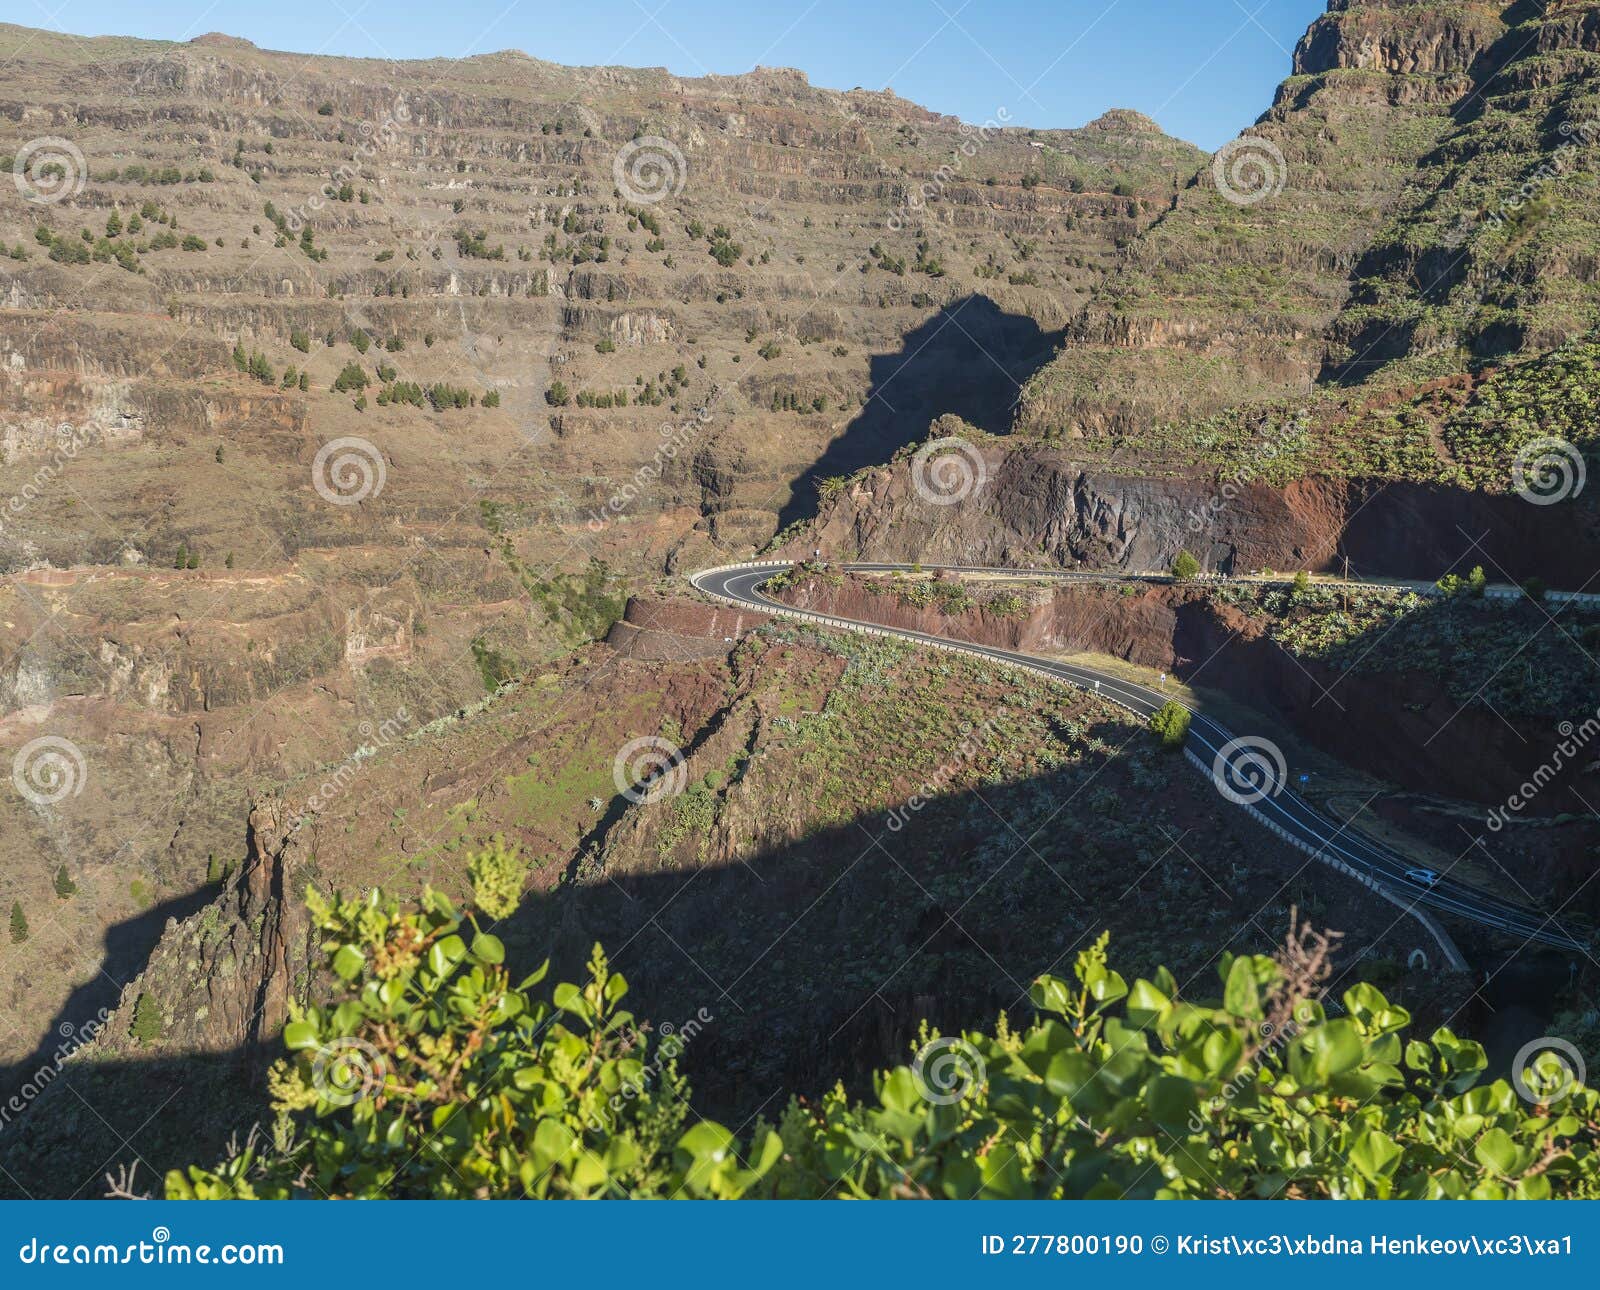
[167,886,1599,1199]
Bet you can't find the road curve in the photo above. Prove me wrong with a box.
[691,561,1587,960]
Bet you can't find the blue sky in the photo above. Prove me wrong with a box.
[26,0,1329,150]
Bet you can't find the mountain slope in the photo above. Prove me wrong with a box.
[0,21,1204,1078]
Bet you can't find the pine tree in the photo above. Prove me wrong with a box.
[53,866,76,899]
[9,901,27,944]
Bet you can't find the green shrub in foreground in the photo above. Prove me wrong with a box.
[167,885,1600,1199]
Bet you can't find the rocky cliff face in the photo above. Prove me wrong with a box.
[1322,1,1600,380]
[90,797,306,1062]
[796,438,1600,583]
[1018,0,1600,445]
[1297,0,1504,78]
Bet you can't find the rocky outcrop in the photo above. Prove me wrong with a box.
[605,593,769,659]
[1296,2,1503,77]
[1013,0,1521,441]
[91,797,309,1063]
[796,442,1600,584]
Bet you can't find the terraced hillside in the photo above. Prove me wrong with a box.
[3,3,1599,1200]
[0,23,1203,1076]
[1016,0,1600,460]
[815,2,1600,582]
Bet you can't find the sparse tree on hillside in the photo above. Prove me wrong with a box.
[1170,549,1200,581]
[9,901,27,944]
[1149,700,1191,750]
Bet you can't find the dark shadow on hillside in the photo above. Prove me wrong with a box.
[0,880,220,1105]
[0,1047,271,1200]
[1168,585,1600,822]
[1,728,1467,1197]
[4,698,1582,1199]
[777,295,1063,530]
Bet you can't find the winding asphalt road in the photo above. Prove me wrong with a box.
[691,561,1586,958]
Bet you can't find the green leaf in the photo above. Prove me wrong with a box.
[1087,967,1127,1006]
[1200,1027,1244,1079]
[875,1066,921,1115]
[471,932,505,964]
[679,1121,735,1163]
[532,1117,574,1168]
[1126,978,1172,1027]
[1146,1074,1199,1126]
[1348,1129,1402,1180]
[331,944,365,981]
[283,1019,319,1051]
[1030,975,1072,1016]
[1473,1128,1520,1176]
[1222,957,1261,1018]
[1290,1020,1365,1085]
